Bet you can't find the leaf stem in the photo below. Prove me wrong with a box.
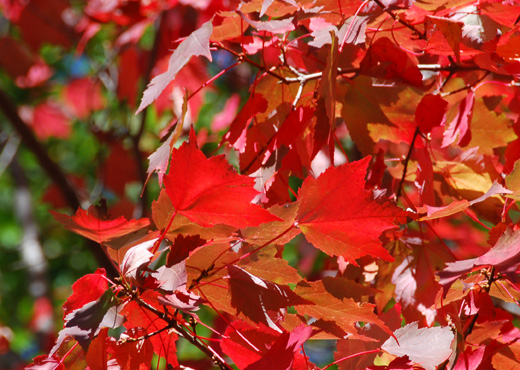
[321,348,380,370]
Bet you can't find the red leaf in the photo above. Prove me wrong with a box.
[227,265,310,331]
[122,294,179,366]
[294,279,392,337]
[415,94,448,134]
[113,328,154,370]
[26,354,65,370]
[163,130,280,228]
[223,94,268,150]
[221,321,279,369]
[442,92,474,148]
[360,37,423,87]
[85,327,108,370]
[137,20,213,113]
[50,205,150,244]
[27,101,71,140]
[427,16,463,63]
[62,268,108,319]
[439,227,520,291]
[245,325,312,370]
[296,157,407,264]
[166,234,206,267]
[63,78,105,119]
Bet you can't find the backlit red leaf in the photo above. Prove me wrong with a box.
[294,279,391,337]
[163,130,280,228]
[62,268,108,319]
[245,325,312,370]
[227,265,310,331]
[50,205,150,244]
[360,37,423,87]
[296,157,407,264]
[415,94,448,134]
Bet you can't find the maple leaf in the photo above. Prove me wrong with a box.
[145,91,187,187]
[427,16,464,63]
[245,325,313,370]
[62,268,108,319]
[382,322,454,370]
[415,94,448,134]
[136,20,213,114]
[442,92,474,148]
[50,205,150,244]
[122,294,179,366]
[360,37,423,87]
[227,265,311,332]
[296,157,408,264]
[221,320,280,369]
[439,227,520,291]
[153,262,202,312]
[223,93,268,150]
[166,234,207,267]
[120,238,156,286]
[294,279,392,337]
[317,31,338,163]
[51,289,124,355]
[163,129,281,228]
[26,354,65,370]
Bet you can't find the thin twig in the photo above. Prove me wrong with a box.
[133,295,232,370]
[396,126,420,201]
[372,0,426,39]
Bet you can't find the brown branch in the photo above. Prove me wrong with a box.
[372,0,426,39]
[0,88,118,278]
[134,295,232,370]
[0,89,80,210]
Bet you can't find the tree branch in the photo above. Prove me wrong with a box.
[134,295,232,370]
[0,88,118,278]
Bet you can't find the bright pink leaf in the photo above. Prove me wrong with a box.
[442,92,474,147]
[439,227,520,290]
[26,354,65,370]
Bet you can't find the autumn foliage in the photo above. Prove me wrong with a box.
[2,0,520,369]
